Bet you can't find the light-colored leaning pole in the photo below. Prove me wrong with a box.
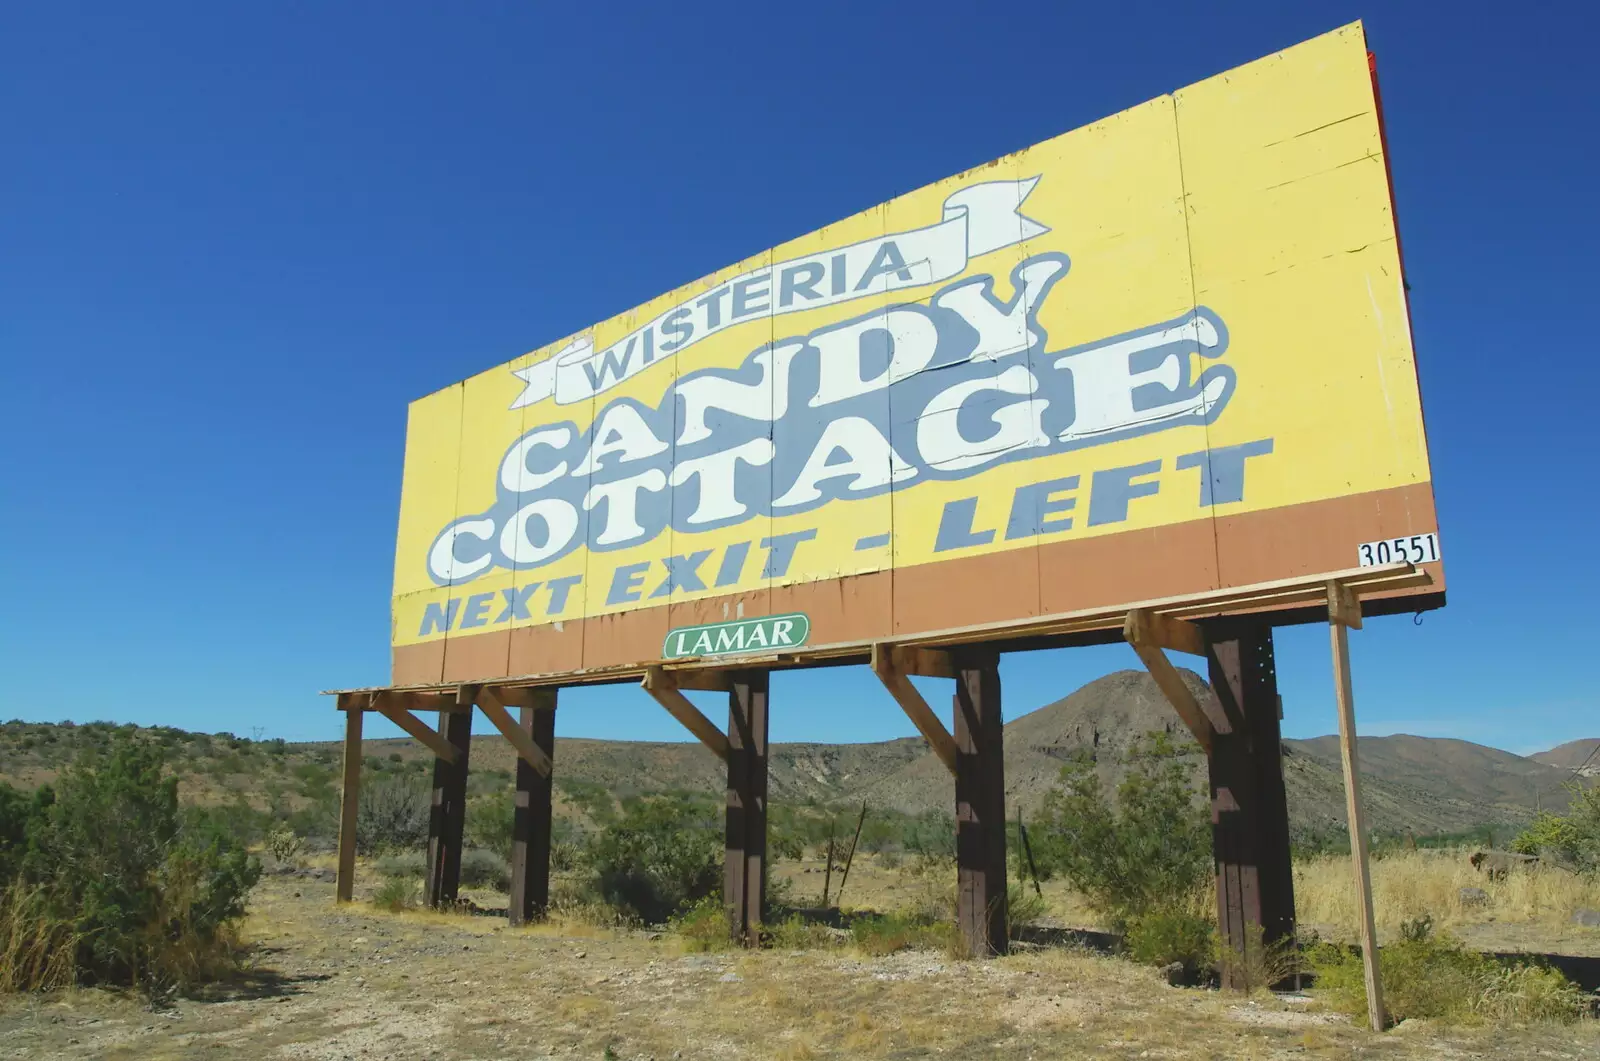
[1327,581,1386,1032]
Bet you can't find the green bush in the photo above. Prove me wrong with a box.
[371,876,417,913]
[0,739,260,996]
[1031,733,1210,931]
[848,912,956,957]
[460,848,510,891]
[1308,916,1587,1025]
[1513,781,1600,872]
[1124,907,1216,980]
[374,850,427,879]
[672,895,732,952]
[587,796,721,923]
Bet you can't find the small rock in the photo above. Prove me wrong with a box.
[719,972,743,983]
[1158,961,1186,987]
[647,932,663,941]
[353,977,365,987]
[574,950,586,959]
[1459,887,1490,907]
[353,938,368,944]
[1574,909,1600,927]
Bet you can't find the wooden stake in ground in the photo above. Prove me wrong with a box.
[1017,806,1043,899]
[1327,580,1386,1032]
[821,825,836,907]
[833,801,868,906]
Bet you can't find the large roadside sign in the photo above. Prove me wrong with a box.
[390,22,1442,685]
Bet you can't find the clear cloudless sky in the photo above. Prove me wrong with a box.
[3,2,1596,754]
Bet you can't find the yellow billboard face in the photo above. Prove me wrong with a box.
[391,22,1442,684]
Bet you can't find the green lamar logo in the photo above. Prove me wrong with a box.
[662,613,811,659]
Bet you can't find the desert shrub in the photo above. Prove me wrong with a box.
[1,739,259,996]
[1031,733,1211,931]
[465,795,515,859]
[587,796,721,923]
[374,850,428,879]
[848,912,957,957]
[673,895,732,952]
[1006,883,1047,938]
[1308,915,1587,1025]
[0,783,53,884]
[371,876,417,913]
[1125,906,1216,980]
[765,913,840,950]
[460,848,510,891]
[1514,781,1600,873]
[265,827,303,865]
[356,778,430,854]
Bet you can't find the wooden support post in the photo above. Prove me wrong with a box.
[724,671,769,947]
[335,703,362,903]
[509,689,557,926]
[1329,583,1386,1031]
[953,647,1007,958]
[1204,621,1296,990]
[424,709,473,908]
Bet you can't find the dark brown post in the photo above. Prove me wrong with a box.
[509,690,557,925]
[1204,621,1295,989]
[424,709,473,907]
[335,705,362,903]
[954,647,1007,957]
[725,671,769,947]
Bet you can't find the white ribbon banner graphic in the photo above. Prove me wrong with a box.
[509,176,1050,409]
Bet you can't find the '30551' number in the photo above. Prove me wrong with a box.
[1357,533,1440,567]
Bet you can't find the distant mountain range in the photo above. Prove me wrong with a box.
[338,669,1593,837]
[2,670,1589,839]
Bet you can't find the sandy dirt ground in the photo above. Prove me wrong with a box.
[2,874,1597,1061]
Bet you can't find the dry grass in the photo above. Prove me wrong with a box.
[0,886,80,993]
[1295,850,1600,939]
[1,876,1597,1059]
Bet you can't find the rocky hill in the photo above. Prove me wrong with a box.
[1532,738,1600,778]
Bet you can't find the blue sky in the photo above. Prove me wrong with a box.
[2,2,1595,755]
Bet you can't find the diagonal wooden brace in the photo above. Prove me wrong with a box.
[871,644,958,775]
[370,692,461,763]
[474,686,555,777]
[1124,609,1215,754]
[642,666,730,761]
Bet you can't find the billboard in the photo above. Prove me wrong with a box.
[390,21,1442,685]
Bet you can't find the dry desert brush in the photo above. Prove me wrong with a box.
[0,738,260,997]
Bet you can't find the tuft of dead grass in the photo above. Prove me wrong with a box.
[1295,849,1600,937]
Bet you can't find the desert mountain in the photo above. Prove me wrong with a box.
[1532,738,1600,778]
[3,671,1588,841]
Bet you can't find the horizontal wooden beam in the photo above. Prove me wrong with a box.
[642,667,730,761]
[372,696,460,763]
[1327,580,1363,630]
[1124,613,1214,754]
[870,644,958,775]
[477,689,553,777]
